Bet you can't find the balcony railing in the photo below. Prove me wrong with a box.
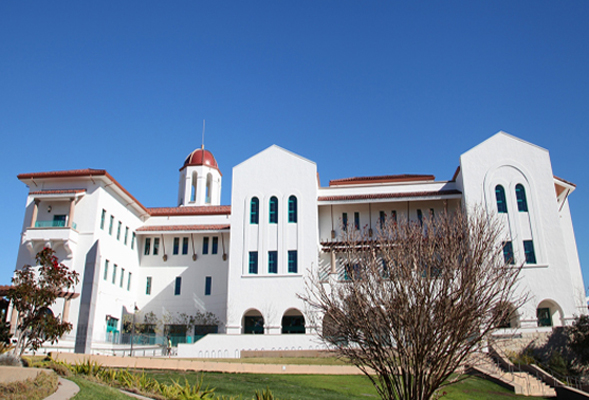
[34,220,77,229]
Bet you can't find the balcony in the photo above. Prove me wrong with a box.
[23,224,79,259]
[34,220,77,230]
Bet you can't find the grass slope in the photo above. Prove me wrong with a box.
[69,377,137,400]
[144,370,550,400]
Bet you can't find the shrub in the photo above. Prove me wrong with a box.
[0,353,22,367]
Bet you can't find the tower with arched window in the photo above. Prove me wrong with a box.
[177,146,223,206]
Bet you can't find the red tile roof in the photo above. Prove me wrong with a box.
[18,169,149,214]
[318,189,461,202]
[329,174,436,186]
[137,224,230,232]
[148,206,231,216]
[554,175,576,187]
[29,189,87,195]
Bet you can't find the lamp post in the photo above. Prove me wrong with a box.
[130,303,138,357]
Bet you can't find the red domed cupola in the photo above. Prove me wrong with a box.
[181,146,220,173]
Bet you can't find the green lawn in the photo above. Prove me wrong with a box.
[69,377,136,400]
[144,370,550,400]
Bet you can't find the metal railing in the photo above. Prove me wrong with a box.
[34,220,77,229]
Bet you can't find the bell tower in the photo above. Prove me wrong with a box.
[178,145,222,206]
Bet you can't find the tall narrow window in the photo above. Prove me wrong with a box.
[524,240,537,264]
[104,260,109,280]
[516,184,528,212]
[112,264,117,284]
[182,237,189,255]
[288,250,298,273]
[203,237,209,254]
[131,232,136,249]
[354,212,360,230]
[212,237,218,254]
[144,238,151,255]
[117,221,121,240]
[249,252,258,274]
[268,251,278,274]
[174,277,182,295]
[495,185,508,213]
[124,227,129,245]
[109,215,114,235]
[100,209,106,230]
[379,211,386,229]
[153,238,160,256]
[173,237,179,255]
[269,196,278,223]
[120,268,125,287]
[342,213,348,230]
[391,210,397,223]
[417,209,423,226]
[430,208,435,218]
[205,276,212,296]
[145,277,152,295]
[250,197,259,224]
[288,196,297,223]
[190,171,197,203]
[127,272,132,291]
[502,241,514,264]
[206,173,212,204]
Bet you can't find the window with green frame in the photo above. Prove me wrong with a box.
[100,209,106,230]
[250,197,259,224]
[288,250,297,273]
[516,184,529,212]
[249,251,258,274]
[269,196,278,223]
[268,251,278,274]
[523,240,537,264]
[288,195,297,223]
[495,185,508,213]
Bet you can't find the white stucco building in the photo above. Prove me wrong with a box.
[6,132,586,356]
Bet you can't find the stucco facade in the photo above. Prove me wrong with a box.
[7,131,586,356]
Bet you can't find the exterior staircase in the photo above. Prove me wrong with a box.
[467,352,557,397]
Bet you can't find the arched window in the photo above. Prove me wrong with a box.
[269,196,278,223]
[205,173,212,204]
[515,184,528,212]
[190,172,197,203]
[288,195,297,223]
[250,197,259,224]
[495,185,507,213]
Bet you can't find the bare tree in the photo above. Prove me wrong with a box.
[302,208,523,400]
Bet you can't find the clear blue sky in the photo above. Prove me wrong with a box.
[1,1,588,290]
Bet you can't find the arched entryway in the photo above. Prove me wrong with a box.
[281,308,305,334]
[537,299,564,327]
[242,309,264,334]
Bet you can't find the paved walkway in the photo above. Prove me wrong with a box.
[53,352,366,375]
[44,377,80,400]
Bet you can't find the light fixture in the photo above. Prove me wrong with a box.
[47,205,52,212]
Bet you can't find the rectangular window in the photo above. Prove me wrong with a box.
[342,213,348,230]
[120,268,125,287]
[502,241,514,264]
[173,237,179,255]
[146,276,152,295]
[205,276,212,296]
[288,250,298,273]
[379,211,386,229]
[116,221,121,240]
[174,277,182,295]
[203,237,209,254]
[112,264,117,284]
[109,215,114,235]
[417,209,423,226]
[249,252,258,274]
[430,208,435,218]
[103,260,109,280]
[391,210,397,223]
[100,209,106,230]
[212,237,218,254]
[131,232,136,249]
[124,227,129,245]
[268,251,278,274]
[524,240,537,264]
[182,237,189,255]
[144,238,151,255]
[354,212,360,230]
[153,238,160,256]
[127,272,132,291]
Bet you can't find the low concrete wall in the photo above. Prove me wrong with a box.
[51,352,364,375]
[0,366,53,384]
[177,333,328,359]
[241,349,336,358]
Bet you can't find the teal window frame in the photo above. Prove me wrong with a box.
[144,238,151,255]
[288,196,297,223]
[173,237,179,255]
[109,215,114,235]
[182,237,189,255]
[249,251,258,274]
[268,251,278,273]
[250,197,259,224]
[288,250,297,273]
[516,184,529,212]
[112,264,117,284]
[127,272,132,291]
[120,268,125,287]
[502,241,514,264]
[103,260,109,280]
[124,227,129,245]
[495,185,508,213]
[524,240,537,264]
[131,232,136,249]
[100,209,106,230]
[269,197,278,223]
[153,238,160,256]
[146,276,152,295]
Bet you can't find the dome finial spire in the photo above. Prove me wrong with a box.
[201,119,205,150]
